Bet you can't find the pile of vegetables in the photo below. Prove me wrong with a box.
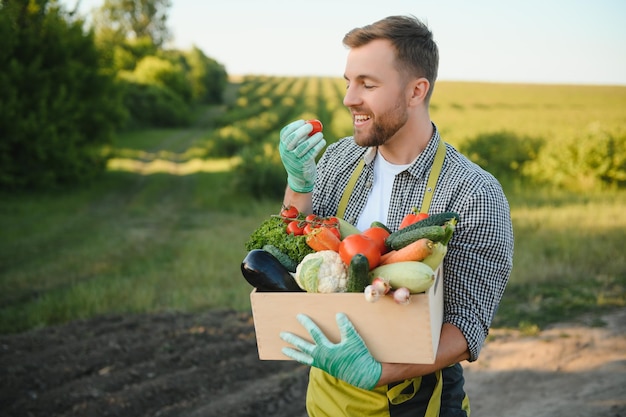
[242,205,458,305]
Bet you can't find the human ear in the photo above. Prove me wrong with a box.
[409,77,430,104]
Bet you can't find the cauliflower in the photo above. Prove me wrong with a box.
[295,250,348,293]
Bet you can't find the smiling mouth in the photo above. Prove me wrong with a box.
[354,114,371,125]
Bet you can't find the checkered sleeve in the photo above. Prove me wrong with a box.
[443,178,514,361]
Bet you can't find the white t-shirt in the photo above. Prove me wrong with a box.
[356,153,412,231]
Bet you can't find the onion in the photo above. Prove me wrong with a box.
[393,287,411,305]
[371,277,391,295]
[364,285,381,303]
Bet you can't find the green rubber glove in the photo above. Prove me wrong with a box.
[279,120,326,193]
[280,313,382,390]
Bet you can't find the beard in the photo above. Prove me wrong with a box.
[353,101,409,147]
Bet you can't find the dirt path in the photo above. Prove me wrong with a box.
[1,308,624,417]
[464,308,626,417]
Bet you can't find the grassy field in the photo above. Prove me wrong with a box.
[1,80,625,335]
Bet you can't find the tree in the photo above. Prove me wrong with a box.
[118,54,193,127]
[0,0,125,189]
[79,0,228,129]
[93,0,171,48]
[183,46,228,105]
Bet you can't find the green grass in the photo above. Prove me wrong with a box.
[1,80,625,335]
[0,168,279,333]
[496,189,626,328]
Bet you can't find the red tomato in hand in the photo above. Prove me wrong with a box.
[338,234,381,269]
[399,212,429,229]
[306,119,323,136]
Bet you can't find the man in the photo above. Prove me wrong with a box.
[278,15,514,416]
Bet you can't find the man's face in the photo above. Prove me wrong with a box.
[343,39,409,147]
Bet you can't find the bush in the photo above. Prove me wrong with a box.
[232,143,286,199]
[132,55,193,103]
[459,131,543,182]
[120,80,191,128]
[0,0,124,190]
[523,125,626,190]
[207,126,252,157]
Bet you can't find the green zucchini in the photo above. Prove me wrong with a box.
[369,261,435,293]
[346,253,370,292]
[370,221,392,234]
[337,217,361,239]
[386,225,446,250]
[262,244,298,273]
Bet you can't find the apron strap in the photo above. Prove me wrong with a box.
[336,140,447,219]
[386,369,444,416]
[421,140,446,214]
[336,158,365,219]
[425,369,444,417]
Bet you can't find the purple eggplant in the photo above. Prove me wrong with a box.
[241,249,303,292]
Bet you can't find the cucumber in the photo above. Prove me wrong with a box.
[386,225,446,250]
[403,211,459,230]
[337,217,361,239]
[369,261,435,293]
[346,253,370,292]
[262,244,298,273]
[386,211,459,248]
[370,221,392,234]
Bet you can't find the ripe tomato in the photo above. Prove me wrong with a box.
[362,226,391,255]
[286,220,305,236]
[303,213,319,235]
[306,119,323,136]
[322,216,339,227]
[338,234,381,269]
[399,212,429,229]
[280,205,299,222]
[303,222,315,235]
[305,213,318,223]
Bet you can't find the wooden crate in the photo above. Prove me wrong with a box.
[249,268,443,364]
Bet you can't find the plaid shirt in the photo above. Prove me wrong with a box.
[312,125,514,361]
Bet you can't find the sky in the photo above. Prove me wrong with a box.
[68,0,626,86]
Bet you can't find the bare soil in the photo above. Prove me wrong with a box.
[1,308,625,417]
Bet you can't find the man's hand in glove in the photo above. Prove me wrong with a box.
[280,312,382,390]
[279,120,326,193]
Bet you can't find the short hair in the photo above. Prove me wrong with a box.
[343,15,439,100]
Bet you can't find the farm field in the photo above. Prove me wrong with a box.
[1,77,625,416]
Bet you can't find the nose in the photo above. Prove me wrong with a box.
[343,84,361,108]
